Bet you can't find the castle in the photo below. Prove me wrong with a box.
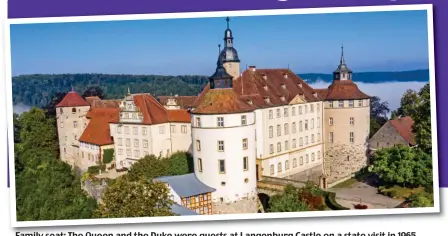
[56,17,371,215]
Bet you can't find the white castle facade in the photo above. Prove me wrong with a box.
[56,17,371,214]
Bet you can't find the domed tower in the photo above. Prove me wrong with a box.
[220,17,241,79]
[321,45,371,184]
[190,55,257,214]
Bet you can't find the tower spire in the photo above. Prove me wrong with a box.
[127,87,131,95]
[71,86,74,92]
[340,43,345,64]
[218,44,221,55]
[226,17,230,29]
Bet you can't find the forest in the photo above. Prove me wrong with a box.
[12,69,429,108]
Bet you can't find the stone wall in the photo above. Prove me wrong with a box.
[369,121,409,150]
[212,197,258,214]
[324,143,368,184]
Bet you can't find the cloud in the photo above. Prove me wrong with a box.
[309,81,427,113]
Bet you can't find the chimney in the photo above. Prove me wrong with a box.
[249,66,256,72]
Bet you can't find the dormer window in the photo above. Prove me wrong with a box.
[283,73,288,79]
[72,108,76,114]
[247,99,253,105]
[298,83,302,88]
[313,92,317,98]
[262,74,267,80]
[263,85,268,91]
[281,84,286,89]
[264,97,270,103]
[280,96,285,101]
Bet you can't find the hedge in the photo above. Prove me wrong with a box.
[87,165,106,175]
[322,192,350,210]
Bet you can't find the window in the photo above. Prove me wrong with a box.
[317,133,321,142]
[181,125,187,134]
[126,149,131,156]
[73,121,78,128]
[142,127,147,135]
[117,126,122,134]
[269,144,274,154]
[285,141,289,150]
[306,154,309,163]
[277,125,281,136]
[300,156,303,165]
[292,122,296,133]
[318,151,321,159]
[293,158,297,167]
[126,138,130,147]
[218,141,225,151]
[358,100,362,107]
[196,140,201,151]
[292,107,296,116]
[339,100,344,108]
[72,108,76,114]
[310,104,314,112]
[317,104,320,112]
[143,139,148,148]
[305,120,308,130]
[299,106,303,114]
[329,132,334,143]
[219,160,226,173]
[242,138,248,150]
[305,105,308,113]
[299,121,303,131]
[349,100,354,107]
[118,138,123,146]
[60,108,63,114]
[134,139,139,147]
[269,110,273,119]
[215,117,224,127]
[170,125,176,133]
[285,160,289,170]
[311,119,314,129]
[243,157,248,171]
[292,139,297,148]
[284,123,289,135]
[312,153,315,161]
[241,115,247,125]
[284,108,288,117]
[317,118,320,128]
[118,149,123,155]
[311,134,315,143]
[159,126,165,134]
[277,142,281,152]
[198,158,203,172]
[305,136,309,145]
[350,117,354,125]
[133,127,138,135]
[300,137,303,146]
[329,118,333,126]
[278,163,282,172]
[269,126,273,138]
[196,117,201,127]
[276,109,280,118]
[124,126,129,134]
[134,150,140,158]
[350,132,354,143]
[270,165,274,175]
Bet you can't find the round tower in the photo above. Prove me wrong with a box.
[191,55,257,214]
[220,17,241,79]
[322,45,371,183]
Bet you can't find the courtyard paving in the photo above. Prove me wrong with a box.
[330,176,403,209]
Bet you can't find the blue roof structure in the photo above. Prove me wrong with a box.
[171,203,199,216]
[155,173,216,198]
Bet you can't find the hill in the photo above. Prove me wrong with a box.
[12,69,429,107]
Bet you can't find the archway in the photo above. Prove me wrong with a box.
[258,193,270,212]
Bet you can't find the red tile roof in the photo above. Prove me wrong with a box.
[317,80,370,100]
[86,96,121,108]
[79,108,120,146]
[390,116,416,145]
[192,68,320,114]
[56,91,90,107]
[158,96,198,109]
[192,88,255,114]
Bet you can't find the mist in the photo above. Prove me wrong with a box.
[13,103,32,115]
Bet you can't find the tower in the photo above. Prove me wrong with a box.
[333,45,353,81]
[209,45,234,89]
[220,17,241,79]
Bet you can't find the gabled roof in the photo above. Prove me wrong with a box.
[86,96,121,108]
[79,108,120,146]
[56,91,90,107]
[171,203,199,216]
[390,116,416,145]
[155,173,216,198]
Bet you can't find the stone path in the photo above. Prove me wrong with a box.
[330,177,403,209]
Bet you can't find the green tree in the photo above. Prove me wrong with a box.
[390,89,420,119]
[83,86,106,99]
[102,149,114,164]
[369,96,390,137]
[369,145,432,188]
[413,83,431,153]
[95,175,174,218]
[15,148,97,221]
[407,192,434,208]
[17,107,59,157]
[268,184,310,212]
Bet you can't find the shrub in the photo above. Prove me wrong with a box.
[102,149,114,164]
[87,165,106,175]
[323,192,349,210]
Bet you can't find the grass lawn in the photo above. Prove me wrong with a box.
[332,171,372,188]
[378,186,425,200]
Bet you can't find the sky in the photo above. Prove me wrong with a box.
[10,10,430,76]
